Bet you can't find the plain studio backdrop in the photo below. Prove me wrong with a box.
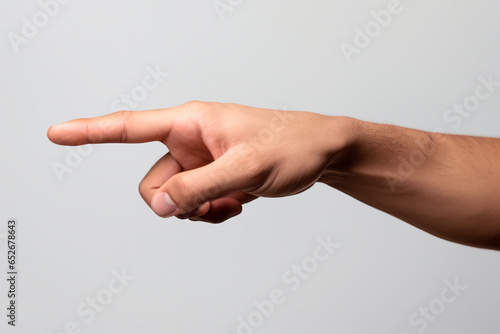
[1,1,500,333]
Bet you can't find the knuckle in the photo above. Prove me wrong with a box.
[183,100,207,111]
[184,100,218,116]
[113,110,132,143]
[87,110,133,143]
[113,109,133,119]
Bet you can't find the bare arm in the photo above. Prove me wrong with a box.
[47,102,500,250]
[321,119,500,250]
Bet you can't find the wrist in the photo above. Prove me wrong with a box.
[318,115,362,180]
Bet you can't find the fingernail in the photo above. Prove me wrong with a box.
[152,193,177,217]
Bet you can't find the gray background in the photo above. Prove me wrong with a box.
[1,0,500,333]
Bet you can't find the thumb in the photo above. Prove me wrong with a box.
[151,149,259,217]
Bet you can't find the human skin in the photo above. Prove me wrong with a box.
[47,101,500,250]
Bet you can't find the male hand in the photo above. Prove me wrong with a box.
[48,102,345,223]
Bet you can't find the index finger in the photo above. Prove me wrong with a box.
[47,108,176,145]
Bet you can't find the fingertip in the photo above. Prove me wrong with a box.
[47,123,68,145]
[214,204,242,223]
[227,205,242,219]
[47,125,57,143]
[152,192,178,218]
[46,121,88,145]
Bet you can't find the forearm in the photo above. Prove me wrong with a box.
[320,117,500,250]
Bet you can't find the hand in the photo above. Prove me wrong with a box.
[47,102,349,223]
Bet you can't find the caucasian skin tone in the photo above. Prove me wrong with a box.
[47,101,500,250]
